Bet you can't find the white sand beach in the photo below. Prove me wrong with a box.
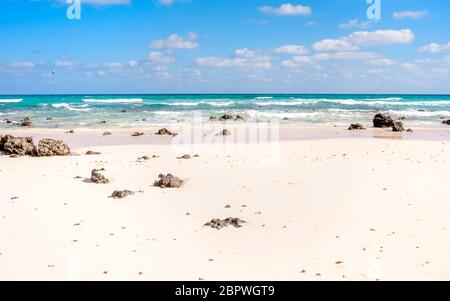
[1,126,450,280]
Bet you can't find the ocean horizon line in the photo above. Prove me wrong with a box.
[2,93,450,97]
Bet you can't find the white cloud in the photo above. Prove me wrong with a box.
[393,10,428,19]
[402,63,419,70]
[313,39,358,52]
[367,58,397,66]
[338,19,371,30]
[259,3,311,16]
[196,57,247,68]
[54,60,76,68]
[314,29,414,52]
[128,60,139,67]
[418,42,450,53]
[196,49,273,69]
[444,56,450,64]
[103,62,124,69]
[148,51,175,64]
[8,62,36,68]
[312,52,379,61]
[280,55,314,69]
[274,44,309,55]
[235,48,256,58]
[150,33,199,50]
[345,29,415,47]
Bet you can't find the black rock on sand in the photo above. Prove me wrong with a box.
[20,117,32,127]
[0,135,70,157]
[154,173,183,188]
[91,169,109,184]
[131,132,144,137]
[204,217,247,230]
[442,120,450,125]
[85,150,101,155]
[373,113,405,132]
[36,139,71,156]
[218,129,231,136]
[111,190,134,199]
[348,123,366,130]
[155,128,177,136]
[0,135,36,156]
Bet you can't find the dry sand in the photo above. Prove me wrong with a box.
[1,126,450,280]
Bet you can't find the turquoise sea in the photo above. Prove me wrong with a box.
[1,94,450,128]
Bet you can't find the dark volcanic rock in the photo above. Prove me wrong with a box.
[392,121,405,132]
[235,115,245,121]
[1,136,36,156]
[373,113,395,128]
[102,131,112,136]
[218,129,231,136]
[111,190,134,199]
[20,117,32,127]
[209,116,219,121]
[36,139,70,156]
[91,169,109,184]
[4,118,12,124]
[204,217,246,230]
[155,128,176,136]
[65,130,75,134]
[373,113,408,132]
[85,150,101,155]
[131,131,144,137]
[442,120,450,125]
[348,123,366,130]
[407,128,413,132]
[219,114,234,121]
[177,154,191,159]
[153,173,183,188]
[120,109,127,113]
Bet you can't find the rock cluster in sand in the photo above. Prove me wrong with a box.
[0,135,70,157]
[218,129,231,136]
[348,123,366,130]
[204,217,246,229]
[209,114,245,121]
[20,117,32,127]
[91,169,109,184]
[111,190,134,199]
[373,113,405,132]
[155,128,176,136]
[131,132,144,137]
[85,150,101,155]
[0,135,36,156]
[153,173,183,188]
[36,139,71,156]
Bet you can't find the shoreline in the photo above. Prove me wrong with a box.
[1,125,450,150]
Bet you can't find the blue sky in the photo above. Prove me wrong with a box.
[1,0,449,94]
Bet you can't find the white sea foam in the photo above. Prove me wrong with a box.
[387,110,450,117]
[0,99,23,103]
[286,98,450,107]
[246,110,322,119]
[166,101,235,107]
[51,103,92,112]
[83,98,144,103]
[255,96,274,100]
[254,101,316,106]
